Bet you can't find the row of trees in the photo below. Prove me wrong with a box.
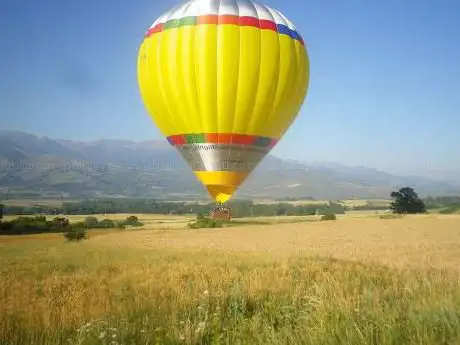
[0,215,144,236]
[0,199,346,218]
[0,188,453,225]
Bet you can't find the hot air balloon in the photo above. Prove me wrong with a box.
[137,0,310,211]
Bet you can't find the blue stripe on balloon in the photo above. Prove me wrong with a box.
[277,24,302,42]
[277,24,291,36]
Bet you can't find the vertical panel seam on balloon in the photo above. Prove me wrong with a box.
[291,43,310,140]
[141,35,159,134]
[278,25,300,140]
[266,15,283,139]
[269,12,297,138]
[288,37,303,139]
[288,38,304,140]
[169,9,189,135]
[155,13,179,138]
[193,15,205,149]
[145,32,172,137]
[225,0,241,172]
[243,0,263,140]
[179,1,198,142]
[289,41,309,142]
[241,2,262,141]
[200,11,218,146]
[154,2,183,136]
[216,0,222,158]
[177,3,195,136]
[175,16,189,138]
[251,7,280,138]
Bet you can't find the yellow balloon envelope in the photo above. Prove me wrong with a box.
[137,0,310,203]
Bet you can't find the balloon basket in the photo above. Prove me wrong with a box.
[210,204,232,222]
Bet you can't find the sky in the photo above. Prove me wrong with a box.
[1,0,459,178]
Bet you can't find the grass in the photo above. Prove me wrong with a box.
[1,214,460,344]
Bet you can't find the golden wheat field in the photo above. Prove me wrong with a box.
[2,213,460,345]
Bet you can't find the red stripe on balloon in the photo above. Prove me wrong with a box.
[239,16,260,27]
[168,135,186,145]
[259,19,277,31]
[146,23,163,36]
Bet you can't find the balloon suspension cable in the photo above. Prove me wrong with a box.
[214,201,224,210]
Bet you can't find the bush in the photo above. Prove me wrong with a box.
[64,228,87,242]
[321,213,336,221]
[188,216,223,229]
[439,205,460,214]
[115,221,126,229]
[98,219,116,228]
[126,216,139,222]
[84,216,99,228]
[122,215,143,228]
[72,221,87,229]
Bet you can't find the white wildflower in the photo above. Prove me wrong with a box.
[195,321,206,333]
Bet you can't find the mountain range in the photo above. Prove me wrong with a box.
[0,130,459,201]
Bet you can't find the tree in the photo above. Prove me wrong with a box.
[0,204,3,220]
[52,217,70,230]
[390,187,426,214]
[83,216,99,228]
[123,215,143,227]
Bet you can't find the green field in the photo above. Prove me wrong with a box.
[2,213,460,344]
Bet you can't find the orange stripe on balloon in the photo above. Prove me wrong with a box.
[218,15,239,25]
[197,15,219,25]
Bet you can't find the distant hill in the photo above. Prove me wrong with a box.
[0,130,459,200]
